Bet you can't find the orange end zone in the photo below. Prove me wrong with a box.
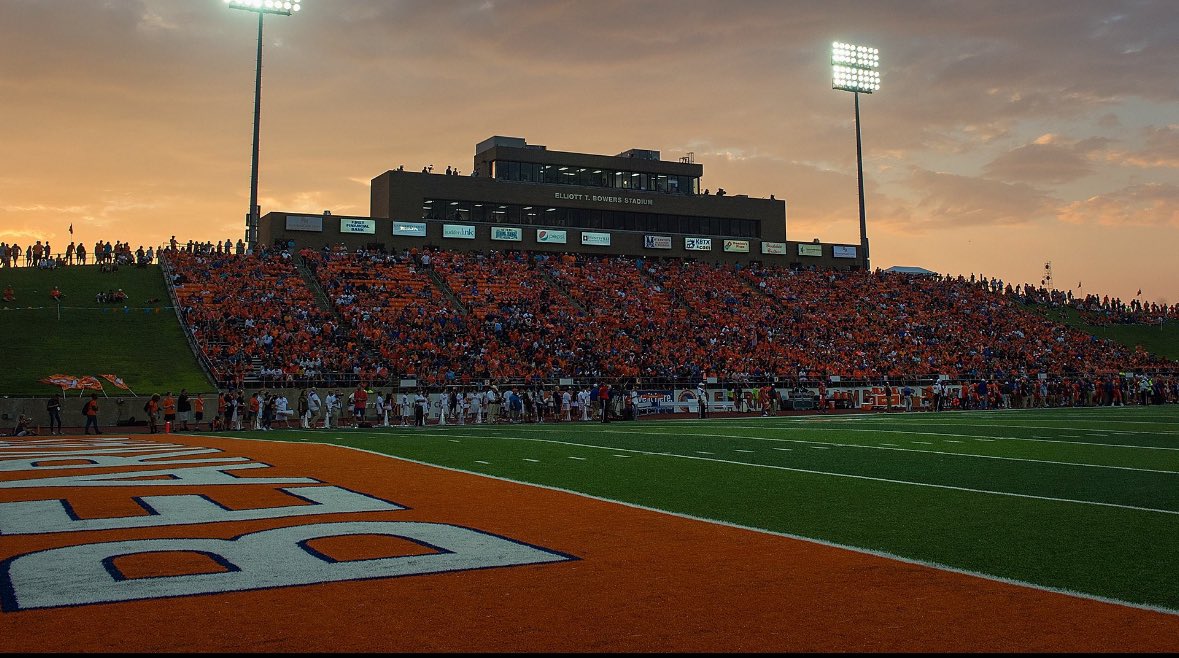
[1,433,1178,652]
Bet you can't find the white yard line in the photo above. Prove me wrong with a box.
[427,432,1179,516]
[197,432,1179,618]
[588,428,1179,476]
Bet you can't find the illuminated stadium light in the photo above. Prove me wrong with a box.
[223,0,303,250]
[830,40,880,271]
[224,0,301,16]
[831,41,880,94]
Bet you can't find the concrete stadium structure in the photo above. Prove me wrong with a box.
[258,136,863,268]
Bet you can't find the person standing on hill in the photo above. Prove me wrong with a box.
[83,394,101,434]
[46,394,63,435]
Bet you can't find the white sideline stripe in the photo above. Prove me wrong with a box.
[427,432,1179,517]
[742,426,1179,452]
[592,429,1179,476]
[203,433,1179,618]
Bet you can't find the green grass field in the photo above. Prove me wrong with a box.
[205,405,1179,612]
[0,265,212,395]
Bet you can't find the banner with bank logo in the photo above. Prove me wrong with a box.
[340,219,376,235]
[491,227,523,242]
[644,235,672,249]
[581,232,611,247]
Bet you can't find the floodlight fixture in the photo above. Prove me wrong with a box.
[831,41,880,93]
[223,0,303,250]
[225,0,301,16]
[830,41,880,271]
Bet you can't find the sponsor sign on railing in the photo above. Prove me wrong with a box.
[340,219,376,235]
[684,237,712,251]
[833,245,858,259]
[491,227,523,242]
[761,241,786,255]
[443,224,476,240]
[723,239,749,253]
[644,235,673,249]
[797,243,823,257]
[536,229,567,244]
[285,215,324,232]
[392,222,427,236]
[581,231,612,247]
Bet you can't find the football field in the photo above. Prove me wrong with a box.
[233,405,1179,613]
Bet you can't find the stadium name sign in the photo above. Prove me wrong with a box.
[0,437,575,610]
[553,192,655,206]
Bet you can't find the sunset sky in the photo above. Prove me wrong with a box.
[1,0,1175,303]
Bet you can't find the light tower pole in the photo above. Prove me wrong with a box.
[224,0,302,251]
[831,42,880,271]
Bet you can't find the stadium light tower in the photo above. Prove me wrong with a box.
[831,41,879,271]
[224,0,302,251]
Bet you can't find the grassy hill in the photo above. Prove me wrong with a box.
[0,264,213,396]
[1037,304,1179,362]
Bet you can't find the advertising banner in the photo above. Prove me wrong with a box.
[644,235,673,249]
[723,239,749,253]
[443,224,476,240]
[491,227,523,242]
[797,243,823,257]
[285,215,324,232]
[392,222,427,236]
[536,229,567,244]
[581,231,612,247]
[339,219,376,235]
[761,241,787,255]
[636,391,674,411]
[684,237,713,251]
[833,245,858,259]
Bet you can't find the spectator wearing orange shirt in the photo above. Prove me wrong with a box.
[193,394,205,431]
[83,394,101,434]
[162,392,177,429]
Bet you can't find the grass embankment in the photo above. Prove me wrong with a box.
[0,265,211,396]
[1038,304,1179,361]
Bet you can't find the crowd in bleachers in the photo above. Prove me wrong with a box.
[159,245,1176,390]
[166,249,352,389]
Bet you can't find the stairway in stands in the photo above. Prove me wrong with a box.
[425,268,471,315]
[294,256,341,318]
[537,266,589,314]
